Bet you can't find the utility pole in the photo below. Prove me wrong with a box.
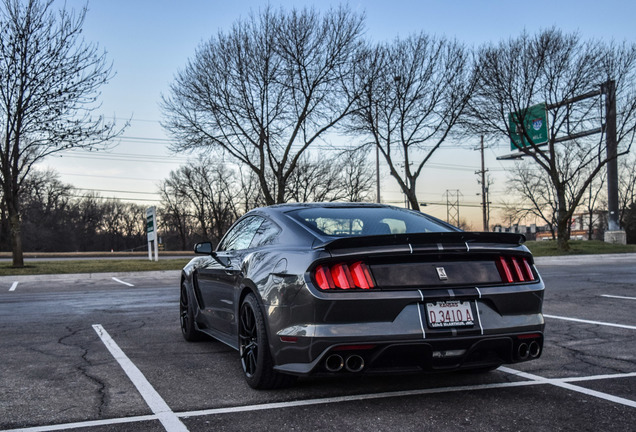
[476,135,489,231]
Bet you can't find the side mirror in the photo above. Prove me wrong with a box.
[194,242,214,255]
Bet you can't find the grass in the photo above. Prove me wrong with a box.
[525,240,636,257]
[0,258,191,277]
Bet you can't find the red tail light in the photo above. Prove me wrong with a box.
[497,256,535,283]
[313,261,375,290]
[350,261,374,289]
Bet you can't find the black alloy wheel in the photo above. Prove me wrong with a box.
[180,282,203,341]
[239,293,296,389]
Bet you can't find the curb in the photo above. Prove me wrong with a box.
[0,270,181,283]
[534,253,636,265]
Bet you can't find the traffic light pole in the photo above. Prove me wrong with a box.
[499,80,624,243]
[603,80,620,232]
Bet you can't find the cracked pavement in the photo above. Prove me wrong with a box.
[0,257,635,431]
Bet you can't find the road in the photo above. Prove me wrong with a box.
[0,255,635,431]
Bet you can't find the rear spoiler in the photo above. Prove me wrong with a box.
[316,232,526,251]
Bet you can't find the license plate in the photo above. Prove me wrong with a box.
[426,301,474,328]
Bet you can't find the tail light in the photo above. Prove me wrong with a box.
[313,261,375,290]
[496,256,535,283]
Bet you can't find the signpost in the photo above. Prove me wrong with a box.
[146,207,158,261]
[498,80,625,244]
[508,103,549,150]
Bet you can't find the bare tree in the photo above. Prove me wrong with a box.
[505,162,558,238]
[348,34,476,210]
[162,6,364,206]
[469,29,636,250]
[584,171,606,240]
[72,193,103,251]
[160,158,239,245]
[236,167,267,213]
[100,200,125,250]
[159,181,194,251]
[283,148,375,203]
[624,202,636,243]
[19,168,73,250]
[0,0,123,266]
[619,152,636,225]
[119,203,146,249]
[336,149,375,202]
[284,154,343,202]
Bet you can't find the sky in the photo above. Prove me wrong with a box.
[38,0,636,229]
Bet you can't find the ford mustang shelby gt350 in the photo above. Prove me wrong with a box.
[179,203,544,389]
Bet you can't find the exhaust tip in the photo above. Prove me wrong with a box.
[345,355,365,373]
[517,343,529,360]
[325,354,344,372]
[529,341,541,358]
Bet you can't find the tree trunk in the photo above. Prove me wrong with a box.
[276,173,286,204]
[556,209,571,251]
[406,190,420,212]
[8,206,24,267]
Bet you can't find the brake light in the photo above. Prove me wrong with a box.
[314,265,334,289]
[497,256,535,283]
[331,263,354,289]
[313,261,375,290]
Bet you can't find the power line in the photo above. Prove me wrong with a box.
[60,172,161,182]
[117,135,173,144]
[55,148,509,173]
[72,187,159,196]
[68,193,160,203]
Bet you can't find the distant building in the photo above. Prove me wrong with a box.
[495,210,607,241]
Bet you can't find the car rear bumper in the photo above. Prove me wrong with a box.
[270,283,545,375]
[274,332,544,375]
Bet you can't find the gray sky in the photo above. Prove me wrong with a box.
[40,0,636,228]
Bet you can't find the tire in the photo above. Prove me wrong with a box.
[180,282,204,341]
[239,293,296,389]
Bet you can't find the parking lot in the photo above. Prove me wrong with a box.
[1,254,635,431]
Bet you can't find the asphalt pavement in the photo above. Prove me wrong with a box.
[0,253,634,431]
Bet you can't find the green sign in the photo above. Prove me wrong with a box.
[146,206,156,242]
[509,103,549,151]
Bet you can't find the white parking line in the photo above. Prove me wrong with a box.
[9,281,18,292]
[3,368,635,432]
[544,314,636,331]
[601,294,636,301]
[111,277,134,287]
[92,324,188,432]
[0,414,157,432]
[178,380,541,419]
[499,367,636,409]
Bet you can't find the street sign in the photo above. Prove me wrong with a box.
[146,206,158,261]
[509,103,549,151]
[146,207,156,242]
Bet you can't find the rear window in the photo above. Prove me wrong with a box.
[287,206,455,236]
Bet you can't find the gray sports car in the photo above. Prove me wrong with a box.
[180,203,545,389]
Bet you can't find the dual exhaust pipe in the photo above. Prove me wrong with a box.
[324,354,365,373]
[326,340,541,370]
[517,340,541,360]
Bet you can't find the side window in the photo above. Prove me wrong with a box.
[219,216,264,251]
[250,218,281,248]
